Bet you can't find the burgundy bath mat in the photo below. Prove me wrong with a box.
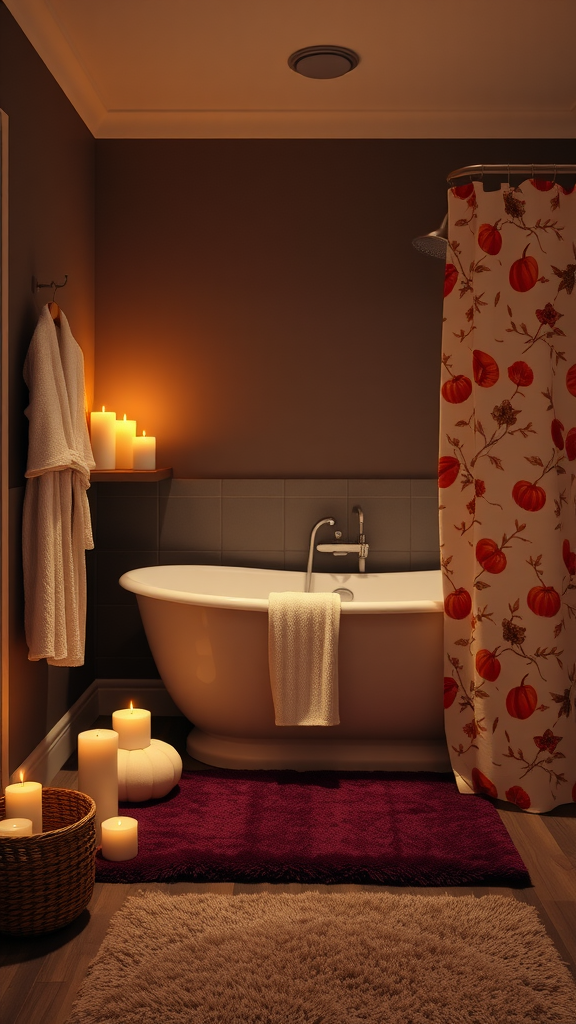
[95,769,530,887]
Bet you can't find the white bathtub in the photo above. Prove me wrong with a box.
[120,565,450,772]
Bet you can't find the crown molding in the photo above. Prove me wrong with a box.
[99,109,576,140]
[4,0,106,134]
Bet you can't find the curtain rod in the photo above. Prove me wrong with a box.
[447,163,576,184]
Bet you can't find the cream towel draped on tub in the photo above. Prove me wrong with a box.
[268,591,341,726]
[22,305,95,666]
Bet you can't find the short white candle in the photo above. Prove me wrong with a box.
[132,431,156,470]
[78,729,118,844]
[101,817,138,861]
[90,406,116,469]
[115,414,137,469]
[4,776,43,834]
[0,818,33,837]
[112,704,151,750]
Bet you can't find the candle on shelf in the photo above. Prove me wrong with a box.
[112,703,151,750]
[132,431,156,470]
[4,775,43,834]
[101,817,138,861]
[90,406,116,469]
[115,414,137,469]
[77,729,118,843]
[0,818,33,837]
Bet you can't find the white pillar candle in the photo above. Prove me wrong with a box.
[4,777,43,834]
[115,414,137,468]
[0,818,33,837]
[112,704,151,750]
[101,817,138,861]
[78,729,118,844]
[132,431,156,469]
[90,406,116,469]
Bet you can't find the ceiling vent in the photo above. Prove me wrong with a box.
[288,46,360,80]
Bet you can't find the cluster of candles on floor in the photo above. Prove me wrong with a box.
[0,704,153,861]
[90,407,156,470]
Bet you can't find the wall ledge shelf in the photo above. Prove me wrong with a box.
[90,468,172,483]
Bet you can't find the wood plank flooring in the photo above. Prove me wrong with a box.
[1,716,575,1024]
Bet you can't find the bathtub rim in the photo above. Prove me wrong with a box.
[119,564,443,615]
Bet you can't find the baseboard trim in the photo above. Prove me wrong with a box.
[13,678,182,785]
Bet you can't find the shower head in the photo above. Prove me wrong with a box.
[412,214,448,259]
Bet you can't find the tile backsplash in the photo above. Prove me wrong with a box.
[89,478,439,679]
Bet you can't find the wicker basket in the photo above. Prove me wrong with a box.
[0,788,96,936]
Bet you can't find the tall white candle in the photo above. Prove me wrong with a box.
[4,776,43,834]
[132,431,156,470]
[112,704,151,750]
[101,817,138,861]
[0,818,33,837]
[78,729,118,844]
[115,414,137,469]
[90,406,116,469]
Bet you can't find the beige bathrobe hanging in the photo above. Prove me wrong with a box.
[22,305,95,666]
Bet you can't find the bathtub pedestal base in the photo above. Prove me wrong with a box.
[187,728,451,773]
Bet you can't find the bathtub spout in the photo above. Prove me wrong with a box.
[306,518,335,592]
[316,506,369,573]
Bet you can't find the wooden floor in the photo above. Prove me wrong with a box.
[2,716,576,1024]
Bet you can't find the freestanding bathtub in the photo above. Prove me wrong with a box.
[119,565,450,772]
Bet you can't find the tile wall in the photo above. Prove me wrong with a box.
[89,478,440,679]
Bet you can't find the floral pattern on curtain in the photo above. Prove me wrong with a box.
[439,178,576,813]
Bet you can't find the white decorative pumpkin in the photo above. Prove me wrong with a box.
[117,739,183,802]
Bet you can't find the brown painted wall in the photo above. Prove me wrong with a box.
[0,2,95,773]
[95,138,575,479]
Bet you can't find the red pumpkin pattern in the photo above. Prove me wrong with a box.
[529,179,554,192]
[508,361,533,387]
[444,677,458,708]
[551,418,565,449]
[512,480,546,512]
[478,222,502,255]
[444,263,458,297]
[527,585,561,618]
[505,786,531,809]
[475,649,501,682]
[471,768,498,799]
[476,538,507,574]
[565,427,576,461]
[452,183,474,199]
[473,350,499,388]
[509,245,538,292]
[438,456,460,488]
[444,588,472,620]
[441,375,472,404]
[562,539,576,576]
[506,676,538,719]
[440,180,576,814]
[566,364,576,397]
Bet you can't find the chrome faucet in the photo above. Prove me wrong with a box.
[305,517,335,593]
[316,506,369,573]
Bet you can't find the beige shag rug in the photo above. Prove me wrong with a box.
[67,892,576,1024]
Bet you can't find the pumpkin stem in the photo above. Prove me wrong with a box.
[521,244,531,258]
[520,673,530,687]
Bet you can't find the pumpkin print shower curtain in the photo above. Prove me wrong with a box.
[439,178,576,813]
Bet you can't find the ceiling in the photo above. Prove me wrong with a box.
[6,0,576,138]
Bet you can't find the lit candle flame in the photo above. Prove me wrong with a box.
[143,430,146,437]
[123,413,127,421]
[130,701,134,713]
[102,405,105,412]
[118,819,122,826]
[19,771,24,784]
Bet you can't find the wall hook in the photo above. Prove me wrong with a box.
[33,274,68,301]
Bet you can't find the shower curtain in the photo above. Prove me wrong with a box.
[439,177,576,813]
